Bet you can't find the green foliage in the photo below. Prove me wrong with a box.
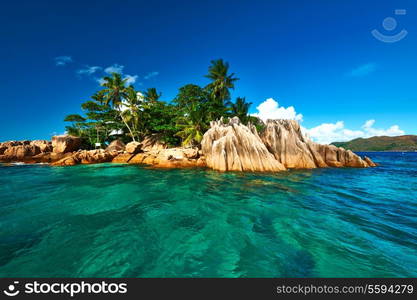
[175,102,208,147]
[228,97,252,124]
[63,59,256,149]
[64,89,124,148]
[64,114,86,123]
[173,84,212,146]
[144,88,162,103]
[100,73,139,141]
[204,59,239,121]
[141,100,180,146]
[174,84,208,110]
[101,73,128,108]
[121,85,142,141]
[205,59,239,103]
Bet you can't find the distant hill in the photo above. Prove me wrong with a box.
[331,135,417,152]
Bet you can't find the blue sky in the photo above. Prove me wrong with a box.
[0,0,416,142]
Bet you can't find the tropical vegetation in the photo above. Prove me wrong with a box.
[64,59,262,148]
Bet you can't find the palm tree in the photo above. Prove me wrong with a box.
[229,97,252,123]
[205,59,239,106]
[101,73,137,142]
[64,114,86,137]
[121,86,141,141]
[102,73,127,107]
[175,103,207,147]
[91,90,106,105]
[143,88,161,103]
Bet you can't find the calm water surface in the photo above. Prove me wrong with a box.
[0,152,416,277]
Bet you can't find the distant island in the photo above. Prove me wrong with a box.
[331,135,417,152]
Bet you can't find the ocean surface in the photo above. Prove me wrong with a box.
[0,152,416,277]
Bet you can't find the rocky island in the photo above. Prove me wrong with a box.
[0,117,376,172]
[0,59,378,173]
[0,60,378,172]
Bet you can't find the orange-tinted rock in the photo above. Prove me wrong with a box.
[128,153,147,164]
[196,157,206,167]
[112,153,135,163]
[140,135,167,151]
[125,141,142,154]
[51,149,117,166]
[183,148,199,159]
[364,156,377,167]
[25,152,69,163]
[106,140,125,152]
[0,140,54,162]
[0,144,40,161]
[52,135,81,153]
[125,148,205,169]
[30,140,52,153]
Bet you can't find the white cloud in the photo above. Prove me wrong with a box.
[306,119,405,144]
[96,74,140,87]
[58,60,141,87]
[252,98,404,144]
[251,98,303,122]
[54,56,72,66]
[123,74,138,85]
[104,64,124,74]
[77,65,102,76]
[347,63,376,77]
[144,71,159,79]
[96,74,140,86]
[96,77,107,86]
[361,119,404,137]
[95,64,140,86]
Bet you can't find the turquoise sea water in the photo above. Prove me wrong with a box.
[0,152,416,277]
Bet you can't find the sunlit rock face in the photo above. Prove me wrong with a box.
[106,140,125,152]
[52,135,81,154]
[51,149,118,166]
[140,135,167,151]
[261,119,372,169]
[201,117,287,172]
[201,117,375,172]
[120,147,205,169]
[0,118,376,171]
[261,120,319,169]
[0,140,52,162]
[125,141,142,154]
